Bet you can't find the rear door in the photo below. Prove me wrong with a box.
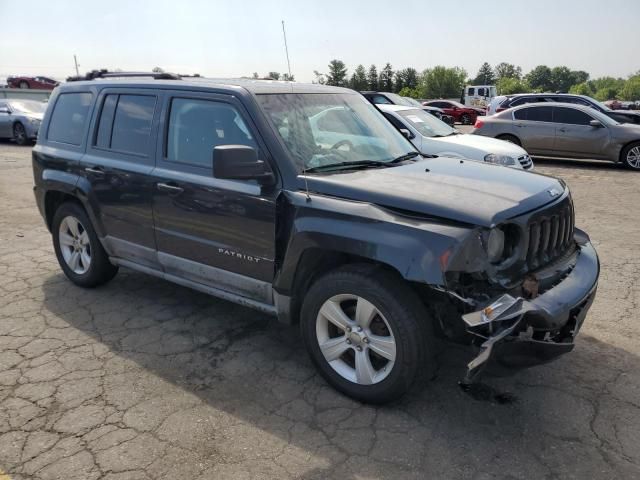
[81,88,161,268]
[552,106,610,158]
[150,91,278,303]
[512,106,556,154]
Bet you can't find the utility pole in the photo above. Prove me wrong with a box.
[73,55,80,77]
[281,21,292,80]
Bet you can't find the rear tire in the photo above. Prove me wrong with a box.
[300,264,435,404]
[52,202,118,288]
[621,142,640,170]
[461,113,472,125]
[13,123,28,146]
[496,134,522,147]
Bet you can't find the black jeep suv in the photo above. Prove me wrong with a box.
[32,73,599,403]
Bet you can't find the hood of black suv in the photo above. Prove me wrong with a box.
[304,157,565,227]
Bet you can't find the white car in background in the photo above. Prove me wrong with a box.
[486,95,508,115]
[377,104,533,170]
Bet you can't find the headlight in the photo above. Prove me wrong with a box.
[486,228,505,263]
[484,153,516,166]
[28,117,41,125]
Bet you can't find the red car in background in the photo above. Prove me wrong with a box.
[7,76,59,90]
[422,99,484,125]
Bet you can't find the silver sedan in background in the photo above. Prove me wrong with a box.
[0,99,46,145]
[472,102,640,170]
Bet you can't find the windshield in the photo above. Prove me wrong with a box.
[381,92,414,106]
[9,100,46,114]
[256,93,416,172]
[403,97,423,107]
[397,108,456,137]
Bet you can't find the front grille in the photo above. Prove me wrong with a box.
[518,155,533,170]
[526,196,574,270]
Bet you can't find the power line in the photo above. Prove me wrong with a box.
[281,20,292,80]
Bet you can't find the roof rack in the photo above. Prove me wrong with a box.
[66,69,183,82]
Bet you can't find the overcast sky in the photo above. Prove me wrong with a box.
[1,0,639,83]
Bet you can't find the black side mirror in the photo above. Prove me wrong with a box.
[213,145,274,185]
[589,120,603,128]
[399,128,414,139]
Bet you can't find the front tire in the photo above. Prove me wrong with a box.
[13,123,28,145]
[621,142,640,170]
[52,202,118,287]
[19,81,29,89]
[300,265,435,404]
[496,134,522,147]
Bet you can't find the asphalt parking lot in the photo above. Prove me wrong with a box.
[1,140,640,480]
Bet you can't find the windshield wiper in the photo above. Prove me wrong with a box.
[304,159,392,173]
[390,151,420,163]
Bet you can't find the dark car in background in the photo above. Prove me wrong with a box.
[473,102,640,170]
[7,76,59,90]
[32,72,599,403]
[422,100,484,125]
[360,91,454,125]
[492,93,640,125]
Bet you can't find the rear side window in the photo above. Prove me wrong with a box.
[166,98,256,168]
[553,107,593,125]
[515,106,553,122]
[468,88,475,96]
[95,94,156,155]
[371,95,392,105]
[47,92,93,145]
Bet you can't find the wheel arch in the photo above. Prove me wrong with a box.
[618,139,640,164]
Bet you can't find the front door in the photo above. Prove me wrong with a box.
[552,106,610,158]
[151,92,278,304]
[0,102,12,137]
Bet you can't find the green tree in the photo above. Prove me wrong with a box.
[620,76,640,101]
[380,63,394,91]
[525,65,553,92]
[569,82,595,96]
[398,86,421,99]
[313,70,326,85]
[252,72,259,79]
[367,65,379,90]
[497,77,529,95]
[282,73,295,81]
[326,60,348,86]
[494,62,522,81]
[570,70,589,86]
[550,66,575,92]
[350,64,368,90]
[393,71,405,93]
[402,68,419,89]
[588,76,625,98]
[267,71,281,80]
[419,66,467,99]
[473,62,495,85]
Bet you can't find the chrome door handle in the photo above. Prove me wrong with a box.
[85,166,105,175]
[157,182,184,195]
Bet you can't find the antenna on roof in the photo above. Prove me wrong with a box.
[281,20,292,81]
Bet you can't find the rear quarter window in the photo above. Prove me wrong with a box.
[47,92,93,145]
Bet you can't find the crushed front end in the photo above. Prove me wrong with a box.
[437,189,600,383]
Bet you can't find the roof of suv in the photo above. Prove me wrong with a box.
[59,77,352,95]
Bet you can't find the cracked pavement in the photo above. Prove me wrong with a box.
[1,140,640,479]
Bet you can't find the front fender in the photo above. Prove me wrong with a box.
[274,191,473,294]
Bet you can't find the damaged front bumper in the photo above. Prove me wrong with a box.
[461,237,599,384]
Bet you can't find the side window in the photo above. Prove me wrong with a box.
[526,106,553,122]
[383,112,406,131]
[513,108,528,120]
[510,97,530,107]
[553,107,593,125]
[47,92,93,145]
[371,95,392,105]
[468,88,476,96]
[166,98,256,168]
[95,94,156,155]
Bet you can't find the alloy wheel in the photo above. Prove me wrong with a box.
[627,146,640,169]
[13,124,26,144]
[315,294,396,385]
[58,216,92,274]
